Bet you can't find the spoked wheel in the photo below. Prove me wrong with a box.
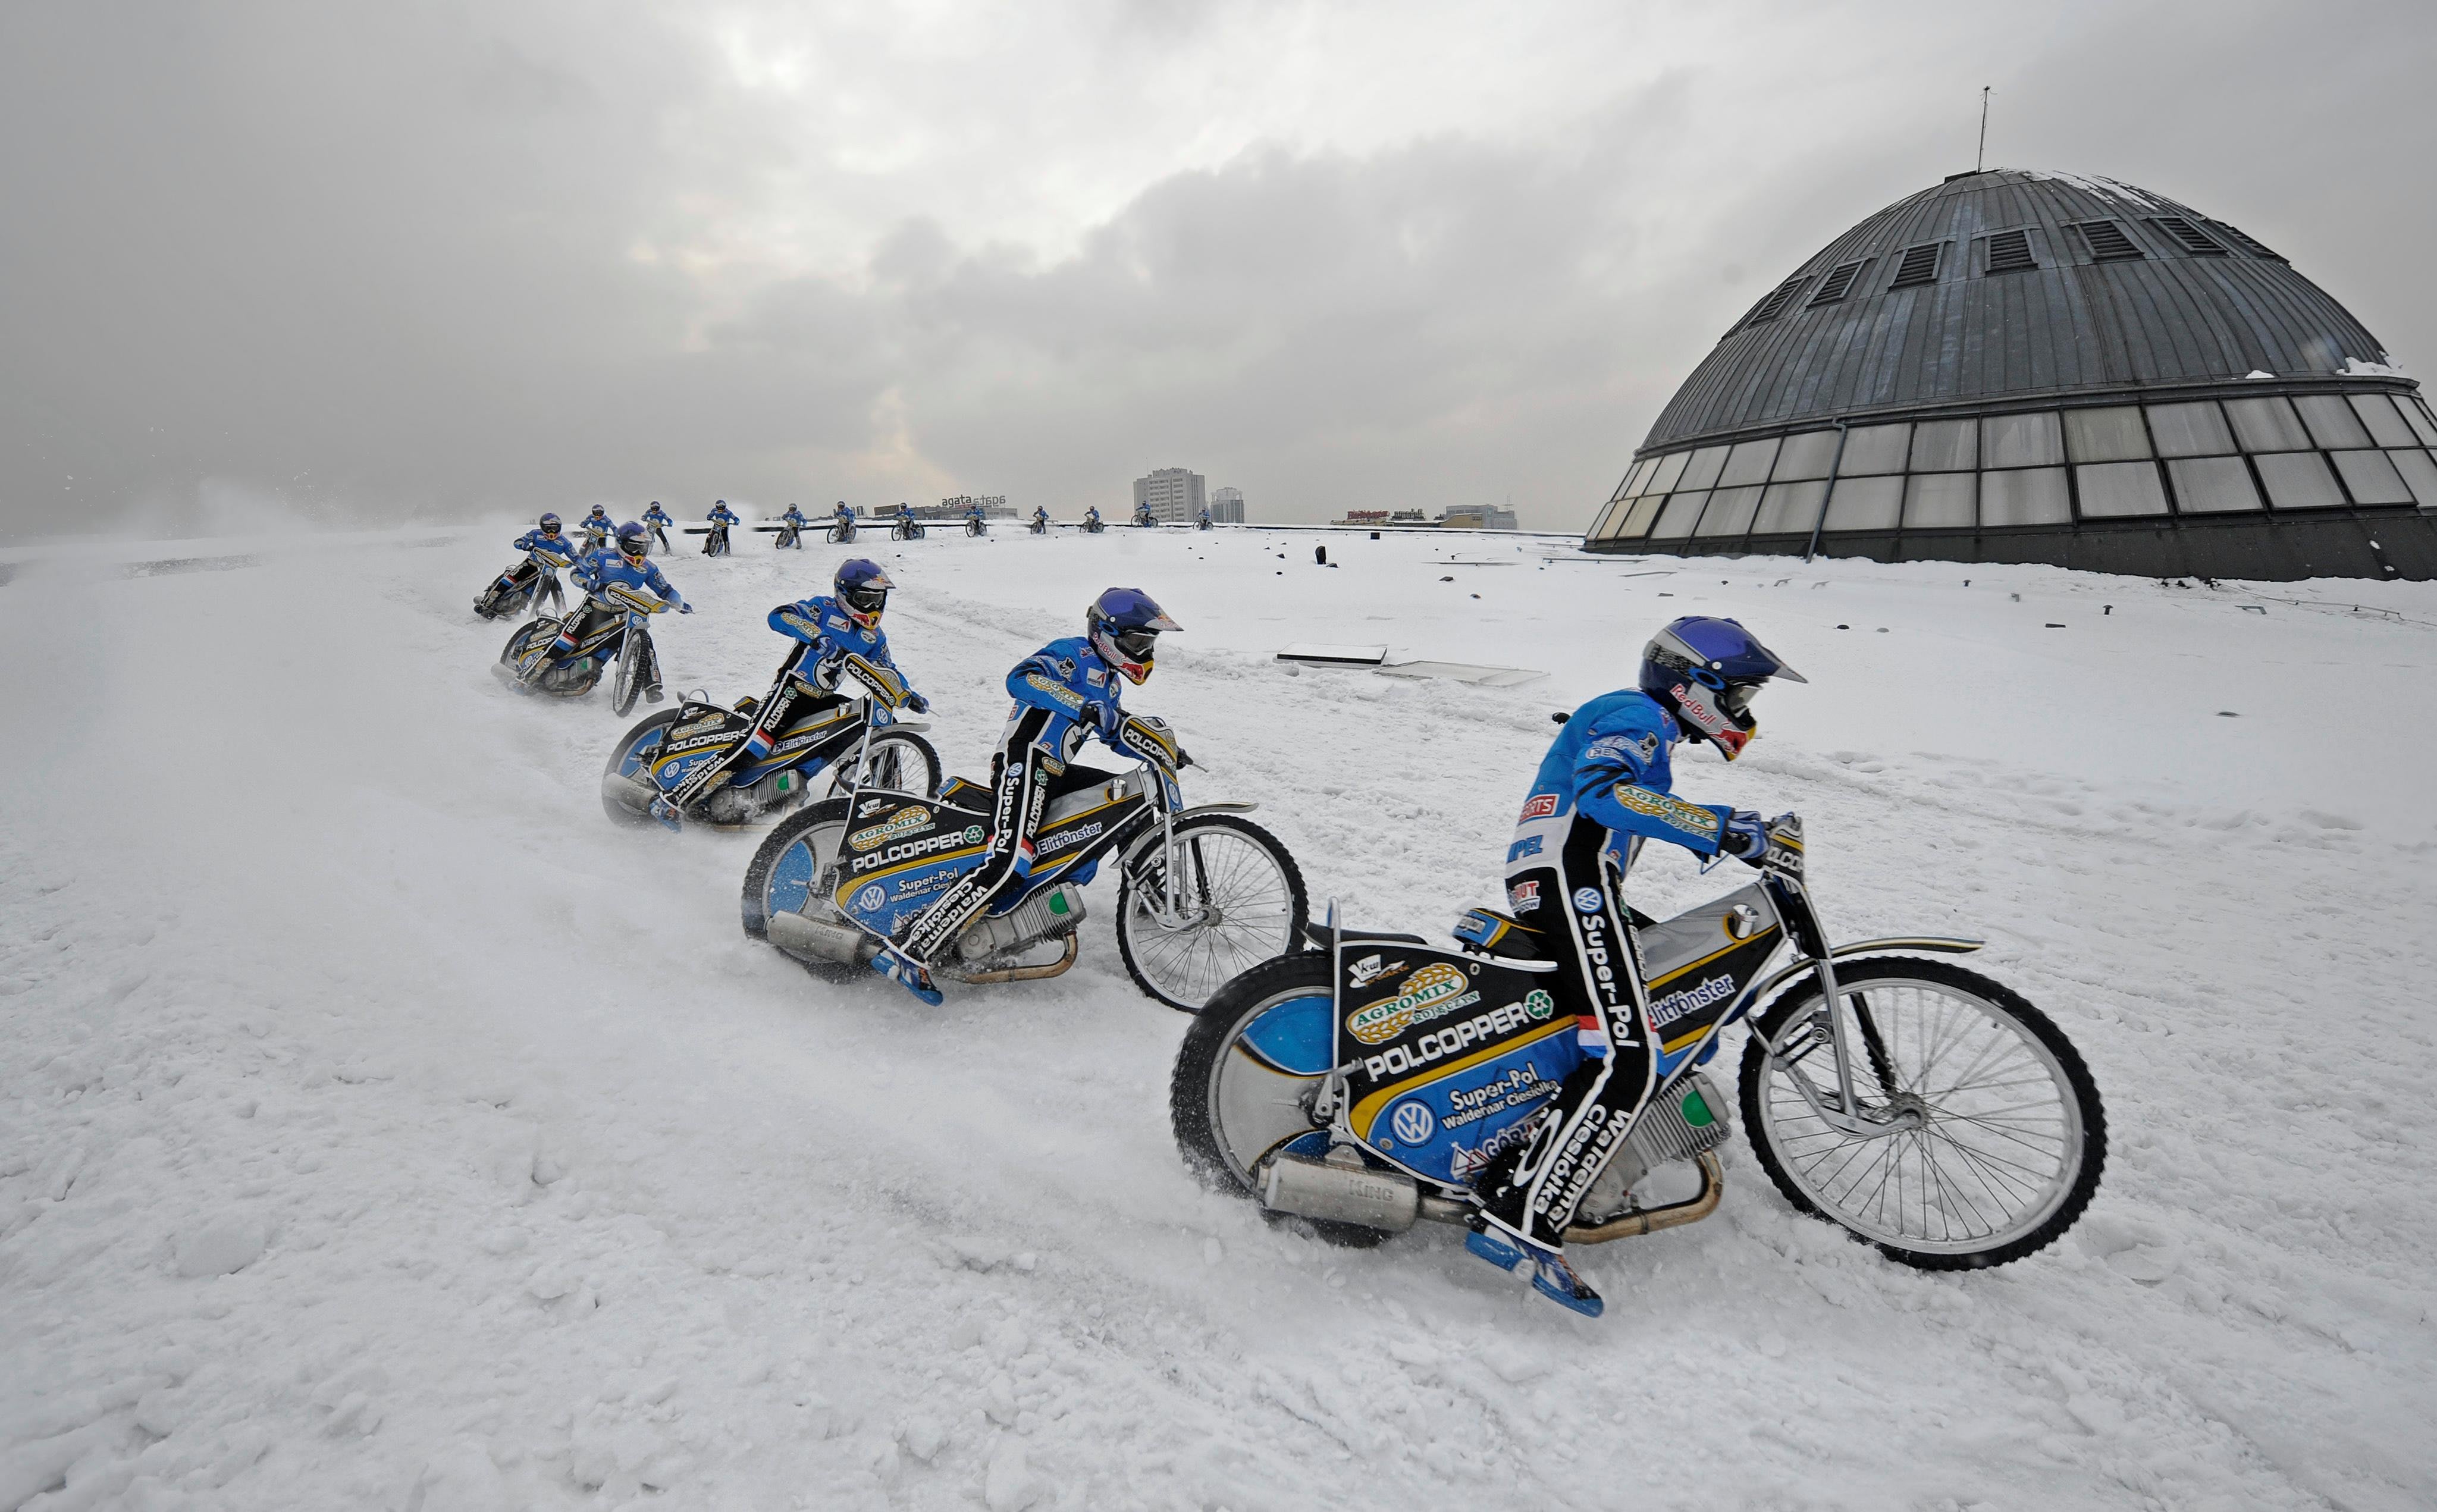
[1739,957,2104,1270]
[817,730,942,801]
[740,799,861,982]
[609,633,645,716]
[1170,953,1390,1248]
[1117,814,1308,1013]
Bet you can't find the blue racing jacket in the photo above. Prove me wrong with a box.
[575,549,685,610]
[514,529,582,568]
[1002,636,1180,768]
[642,504,672,527]
[769,594,916,707]
[1510,689,1731,867]
[782,507,807,527]
[834,506,857,525]
[706,504,740,526]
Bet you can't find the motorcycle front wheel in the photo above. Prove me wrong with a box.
[1739,956,2105,1271]
[1171,953,1390,1249]
[1116,814,1307,1013]
[608,628,650,716]
[816,730,941,802]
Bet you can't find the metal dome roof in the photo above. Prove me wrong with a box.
[1642,168,2396,453]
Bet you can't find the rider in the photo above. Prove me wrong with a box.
[523,522,690,686]
[1197,506,1213,529]
[1467,616,1802,1316]
[779,503,809,549]
[512,512,582,613]
[642,501,673,552]
[833,501,857,538]
[895,501,920,534]
[650,558,926,830]
[1083,506,1102,531]
[1133,500,1156,527]
[965,499,989,532]
[704,500,739,556]
[1031,506,1050,532]
[879,588,1183,1005]
[578,504,615,550]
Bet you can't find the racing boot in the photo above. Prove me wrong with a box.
[1464,1217,1604,1319]
[868,942,943,1006]
[647,795,684,833]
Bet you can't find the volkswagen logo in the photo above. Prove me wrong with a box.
[1389,1100,1436,1147]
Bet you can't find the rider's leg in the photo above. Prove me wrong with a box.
[523,603,604,680]
[897,708,1056,963]
[1470,814,1651,1311]
[663,674,827,810]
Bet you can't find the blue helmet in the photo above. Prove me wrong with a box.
[614,520,650,559]
[588,504,609,517]
[1088,587,1180,685]
[835,558,892,629]
[1639,616,1805,760]
[538,512,562,533]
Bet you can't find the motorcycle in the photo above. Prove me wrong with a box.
[1172,815,2105,1273]
[1080,516,1105,535]
[687,523,733,556]
[495,579,679,709]
[1133,511,1159,529]
[577,519,613,554]
[890,515,927,541]
[1196,517,1213,531]
[603,684,940,831]
[742,726,1307,1012]
[473,547,571,620]
[1028,516,1050,535]
[830,517,858,544]
[760,520,807,549]
[964,516,989,537]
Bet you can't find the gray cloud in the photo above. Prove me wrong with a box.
[5,1,2433,537]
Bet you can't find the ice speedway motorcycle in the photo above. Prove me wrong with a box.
[760,517,807,549]
[742,723,1307,1011]
[1172,814,2106,1275]
[473,544,573,620]
[686,522,733,556]
[890,513,928,542]
[964,514,989,537]
[495,578,678,713]
[601,667,943,832]
[830,513,859,544]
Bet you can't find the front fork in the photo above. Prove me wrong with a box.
[1140,768,1209,931]
[1774,952,1920,1138]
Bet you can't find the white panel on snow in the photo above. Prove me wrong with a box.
[1275,643,1389,666]
[1375,660,1546,688]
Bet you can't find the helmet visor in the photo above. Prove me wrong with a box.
[839,582,888,617]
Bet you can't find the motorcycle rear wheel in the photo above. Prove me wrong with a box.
[741,799,862,982]
[1116,814,1307,1013]
[1739,956,2104,1271]
[1172,952,1391,1249]
[600,710,680,826]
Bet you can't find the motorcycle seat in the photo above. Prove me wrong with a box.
[1300,923,1429,953]
[939,775,992,808]
[1452,906,1545,961]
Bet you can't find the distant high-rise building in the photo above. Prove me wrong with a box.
[1133,467,1206,523]
[1210,486,1246,523]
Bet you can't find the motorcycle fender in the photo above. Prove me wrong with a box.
[1114,801,1259,865]
[1736,937,1987,1047]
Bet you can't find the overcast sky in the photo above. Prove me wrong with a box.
[5,0,2433,537]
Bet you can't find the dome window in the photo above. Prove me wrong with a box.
[1806,258,1871,306]
[1889,242,1944,288]
[1741,274,1814,328]
[2208,221,2286,262]
[2073,219,2145,261]
[1984,230,2037,275]
[2149,217,2228,256]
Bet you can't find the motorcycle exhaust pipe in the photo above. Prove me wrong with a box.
[601,773,656,813]
[1260,1154,1420,1234]
[764,910,875,967]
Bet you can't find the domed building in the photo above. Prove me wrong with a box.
[1583,168,2437,579]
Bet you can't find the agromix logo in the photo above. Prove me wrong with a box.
[1345,962,1482,1046]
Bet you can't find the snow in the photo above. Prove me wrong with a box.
[5,523,2436,1509]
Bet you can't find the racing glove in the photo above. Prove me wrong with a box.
[677,603,694,614]
[1723,810,1770,864]
[1086,701,1124,739]
[903,690,930,714]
